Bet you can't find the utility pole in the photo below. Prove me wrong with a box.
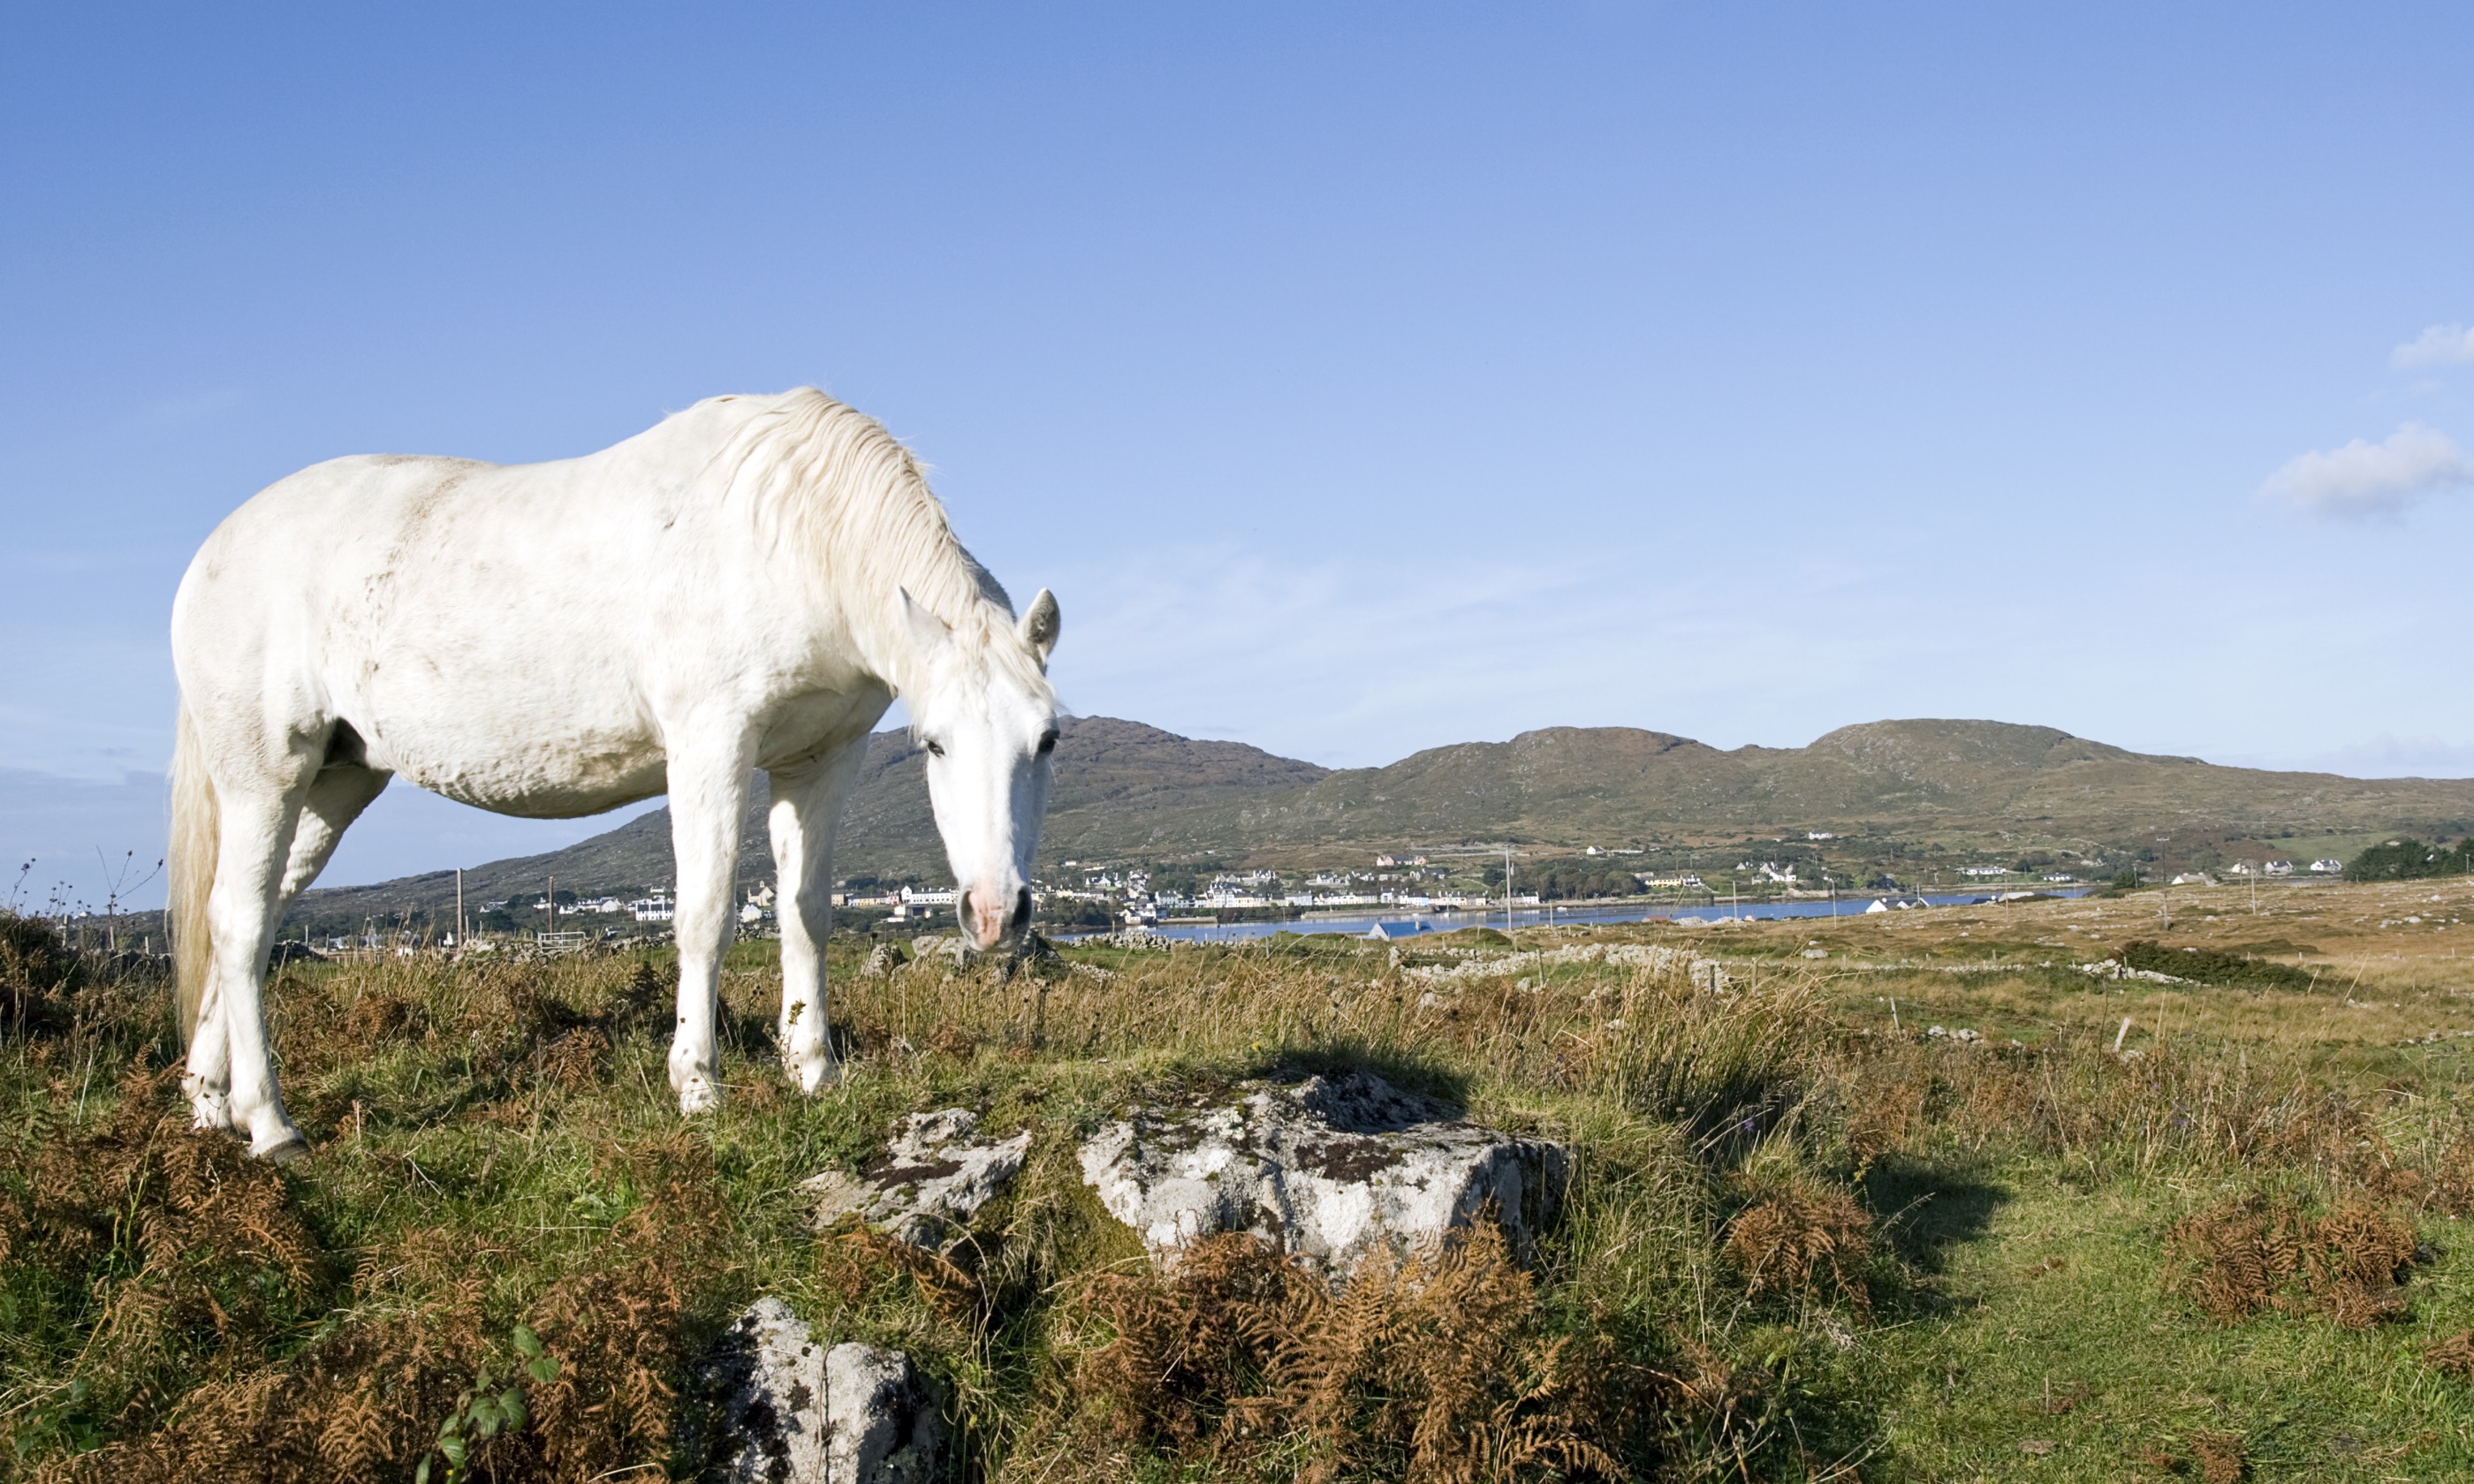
[455,867,465,947]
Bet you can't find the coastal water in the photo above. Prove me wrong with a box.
[1065,887,2096,946]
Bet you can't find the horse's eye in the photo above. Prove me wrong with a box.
[1036,730,1059,755]
[924,739,945,758]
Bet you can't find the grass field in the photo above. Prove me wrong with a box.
[11,878,2474,1481]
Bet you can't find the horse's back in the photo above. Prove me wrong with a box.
[171,393,891,814]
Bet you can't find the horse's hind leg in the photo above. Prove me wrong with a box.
[281,764,391,901]
[191,769,316,1160]
[187,760,379,1144]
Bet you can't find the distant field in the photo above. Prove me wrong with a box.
[11,880,2474,1480]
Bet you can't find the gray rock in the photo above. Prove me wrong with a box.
[1077,1069,1568,1274]
[908,934,975,970]
[802,1109,1032,1248]
[701,1301,949,1483]
[860,943,910,978]
[827,1342,947,1483]
[706,1298,827,1483]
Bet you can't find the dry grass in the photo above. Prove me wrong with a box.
[2425,1329,2474,1379]
[22,1129,731,1484]
[1064,1223,1643,1483]
[1721,1180,1874,1315]
[11,884,2474,1478]
[2164,1191,2418,1328]
[2189,1427,2249,1483]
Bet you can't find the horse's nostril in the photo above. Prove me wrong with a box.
[1010,887,1032,932]
[957,888,975,931]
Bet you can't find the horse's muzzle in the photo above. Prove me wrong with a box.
[960,884,1034,951]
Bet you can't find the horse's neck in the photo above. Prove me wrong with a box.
[687,388,1005,696]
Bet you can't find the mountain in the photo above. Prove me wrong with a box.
[294,716,1328,917]
[1229,718,2474,847]
[290,716,2474,918]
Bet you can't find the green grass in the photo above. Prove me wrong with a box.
[11,893,2474,1480]
[1867,1163,2474,1480]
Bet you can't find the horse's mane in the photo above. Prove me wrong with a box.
[704,390,1048,695]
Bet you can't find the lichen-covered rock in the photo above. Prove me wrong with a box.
[860,942,910,978]
[826,1342,948,1483]
[698,1301,949,1483]
[1077,1069,1567,1273]
[703,1298,827,1483]
[802,1109,1032,1248]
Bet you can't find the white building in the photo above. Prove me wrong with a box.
[2311,859,2343,874]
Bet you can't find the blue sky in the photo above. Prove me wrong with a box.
[6,3,2474,909]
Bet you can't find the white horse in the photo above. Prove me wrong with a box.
[168,389,1061,1161]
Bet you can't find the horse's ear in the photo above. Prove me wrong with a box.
[899,588,951,657]
[1020,588,1061,662]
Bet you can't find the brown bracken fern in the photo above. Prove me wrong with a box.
[1072,1222,1645,1483]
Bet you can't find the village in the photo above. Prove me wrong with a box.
[404,851,2349,949]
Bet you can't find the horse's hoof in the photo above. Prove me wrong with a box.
[256,1136,312,1165]
[792,1056,844,1094]
[677,1078,719,1115]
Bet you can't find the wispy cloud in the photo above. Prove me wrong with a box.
[1041,542,1940,768]
[2392,324,2474,372]
[2258,423,2474,520]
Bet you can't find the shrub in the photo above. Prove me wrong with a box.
[2114,939,2313,992]
[2345,837,2474,882]
[0,910,76,1034]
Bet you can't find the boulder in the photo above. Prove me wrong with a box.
[1078,1069,1567,1274]
[703,1298,826,1482]
[860,942,909,978]
[825,1342,947,1483]
[803,1109,1032,1249]
[908,934,975,971]
[701,1299,948,1483]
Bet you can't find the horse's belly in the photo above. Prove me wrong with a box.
[407,745,669,819]
[359,676,668,819]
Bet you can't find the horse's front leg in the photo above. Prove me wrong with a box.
[767,739,868,1094]
[665,731,755,1115]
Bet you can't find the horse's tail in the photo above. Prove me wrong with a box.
[170,703,219,1042]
